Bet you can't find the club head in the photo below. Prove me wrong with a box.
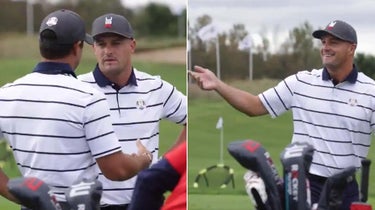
[7,177,58,210]
[65,178,102,210]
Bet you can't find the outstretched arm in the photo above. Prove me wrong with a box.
[188,65,268,116]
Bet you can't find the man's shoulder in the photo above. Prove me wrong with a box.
[133,68,161,80]
[77,71,94,82]
[357,72,375,85]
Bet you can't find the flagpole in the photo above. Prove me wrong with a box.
[219,124,224,164]
[215,35,221,80]
[249,47,253,81]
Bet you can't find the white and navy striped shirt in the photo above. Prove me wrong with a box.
[0,62,122,201]
[260,66,375,177]
[78,66,187,205]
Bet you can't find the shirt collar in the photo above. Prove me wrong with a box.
[93,64,138,88]
[33,62,76,78]
[322,65,358,84]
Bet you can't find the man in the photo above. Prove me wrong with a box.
[189,20,374,210]
[0,9,152,210]
[78,13,187,209]
[128,140,186,210]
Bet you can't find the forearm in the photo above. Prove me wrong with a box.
[97,151,151,181]
[0,169,19,204]
[215,80,268,116]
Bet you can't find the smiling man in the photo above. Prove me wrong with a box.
[189,20,375,210]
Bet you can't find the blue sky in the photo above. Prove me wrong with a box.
[189,0,375,55]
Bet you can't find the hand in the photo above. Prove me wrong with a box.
[188,65,220,90]
[136,139,152,165]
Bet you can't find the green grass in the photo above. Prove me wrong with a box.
[0,57,186,209]
[188,90,375,209]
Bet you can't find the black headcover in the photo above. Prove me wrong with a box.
[280,142,314,210]
[227,139,283,210]
[317,166,356,210]
[65,178,103,210]
[7,177,58,210]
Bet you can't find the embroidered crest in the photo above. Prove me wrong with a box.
[136,99,146,110]
[327,21,337,30]
[105,17,112,28]
[46,17,58,26]
[348,98,358,106]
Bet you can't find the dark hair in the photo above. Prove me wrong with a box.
[39,29,83,59]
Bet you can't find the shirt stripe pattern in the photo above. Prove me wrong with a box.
[0,72,122,201]
[259,69,375,177]
[78,68,187,205]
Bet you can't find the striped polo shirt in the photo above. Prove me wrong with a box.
[78,65,187,205]
[259,66,375,177]
[0,62,122,201]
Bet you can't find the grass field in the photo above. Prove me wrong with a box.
[188,82,375,209]
[0,54,186,209]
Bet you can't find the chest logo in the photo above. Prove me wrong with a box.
[348,98,358,106]
[136,99,146,110]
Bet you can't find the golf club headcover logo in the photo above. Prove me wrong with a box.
[280,142,314,210]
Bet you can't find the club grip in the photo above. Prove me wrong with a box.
[360,159,371,202]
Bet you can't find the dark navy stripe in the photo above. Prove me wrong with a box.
[294,132,370,147]
[86,131,115,142]
[166,99,182,118]
[85,114,111,125]
[176,114,187,124]
[273,88,288,110]
[296,75,375,98]
[92,147,121,158]
[16,162,96,172]
[311,161,361,171]
[5,83,94,95]
[293,119,371,135]
[104,82,163,95]
[164,85,175,107]
[118,132,159,142]
[2,131,84,139]
[113,119,159,126]
[260,93,277,116]
[0,115,82,125]
[109,102,163,111]
[86,97,107,107]
[292,106,371,123]
[0,98,85,108]
[283,79,293,95]
[294,92,374,112]
[137,77,156,81]
[12,148,90,155]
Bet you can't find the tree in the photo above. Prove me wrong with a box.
[133,3,179,37]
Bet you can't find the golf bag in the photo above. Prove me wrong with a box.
[65,178,103,210]
[280,142,314,210]
[8,176,103,210]
[227,139,283,210]
[7,177,60,210]
[316,166,356,210]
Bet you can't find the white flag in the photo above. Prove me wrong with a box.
[238,34,253,51]
[216,117,223,129]
[198,23,219,42]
